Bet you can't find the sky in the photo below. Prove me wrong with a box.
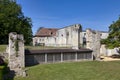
[16,0,120,35]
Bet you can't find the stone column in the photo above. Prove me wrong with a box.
[71,24,82,49]
[8,32,26,77]
[94,31,101,60]
[86,29,101,60]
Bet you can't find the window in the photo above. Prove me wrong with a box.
[42,39,44,41]
[66,32,69,36]
[84,33,86,36]
[39,39,41,41]
[51,32,53,35]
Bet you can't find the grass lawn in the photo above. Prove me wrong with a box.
[0,45,7,52]
[14,61,120,80]
[25,46,71,50]
[0,64,8,80]
[0,65,4,80]
[0,45,71,53]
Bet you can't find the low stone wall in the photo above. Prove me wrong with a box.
[100,45,120,56]
[107,48,119,56]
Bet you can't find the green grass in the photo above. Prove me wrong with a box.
[25,46,71,50]
[0,64,8,80]
[0,45,71,52]
[0,65,4,80]
[14,61,120,80]
[0,45,7,52]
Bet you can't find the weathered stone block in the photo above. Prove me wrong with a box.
[86,29,101,60]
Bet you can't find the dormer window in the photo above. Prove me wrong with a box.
[51,32,53,35]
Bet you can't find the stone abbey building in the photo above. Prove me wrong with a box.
[33,24,108,49]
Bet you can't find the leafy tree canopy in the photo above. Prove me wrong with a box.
[0,0,33,45]
[101,17,120,49]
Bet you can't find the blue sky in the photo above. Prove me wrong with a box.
[17,0,120,35]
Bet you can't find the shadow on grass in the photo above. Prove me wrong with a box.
[0,63,15,80]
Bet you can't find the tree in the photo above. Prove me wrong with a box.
[0,0,32,45]
[101,17,120,48]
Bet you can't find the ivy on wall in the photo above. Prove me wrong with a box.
[10,35,20,57]
[15,39,19,57]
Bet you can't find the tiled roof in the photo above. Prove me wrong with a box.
[34,28,58,37]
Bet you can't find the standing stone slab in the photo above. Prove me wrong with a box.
[86,29,101,60]
[100,45,107,56]
[8,32,26,77]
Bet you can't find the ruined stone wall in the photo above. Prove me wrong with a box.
[100,45,107,56]
[86,29,101,60]
[45,37,57,46]
[56,28,67,46]
[55,24,82,49]
[8,32,26,77]
[43,24,82,48]
[100,45,120,56]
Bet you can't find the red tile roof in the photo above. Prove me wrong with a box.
[34,28,58,37]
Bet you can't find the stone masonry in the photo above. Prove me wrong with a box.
[8,32,26,77]
[86,29,101,60]
[55,24,82,49]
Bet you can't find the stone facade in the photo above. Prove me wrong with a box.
[33,24,82,49]
[8,32,26,77]
[33,24,108,49]
[81,31,108,41]
[100,31,108,39]
[100,45,107,56]
[33,24,109,59]
[55,24,82,49]
[33,37,47,46]
[33,28,58,46]
[100,45,120,56]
